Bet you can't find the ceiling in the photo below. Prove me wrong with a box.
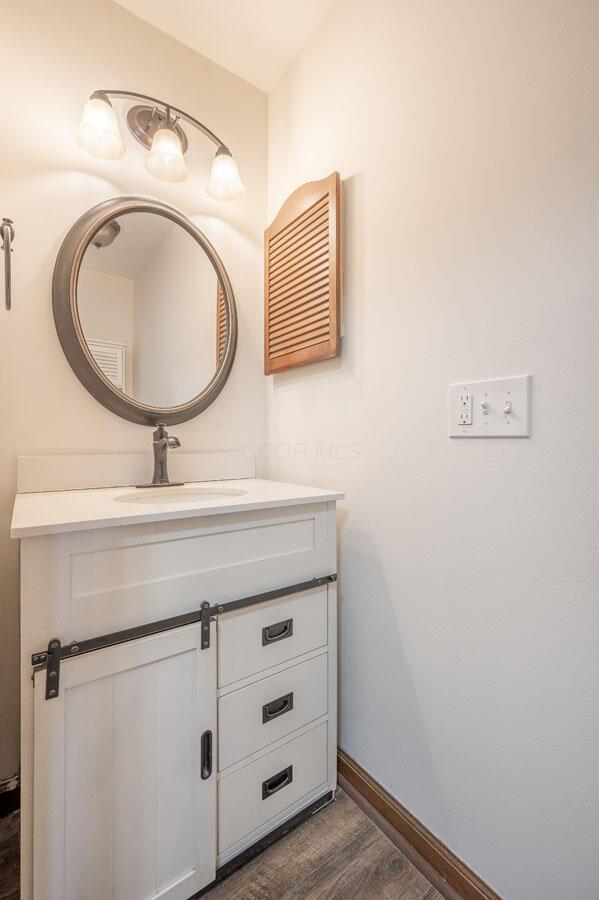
[112,0,336,92]
[81,213,173,279]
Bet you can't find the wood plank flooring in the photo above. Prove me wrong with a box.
[0,811,18,900]
[206,790,443,899]
[0,790,443,899]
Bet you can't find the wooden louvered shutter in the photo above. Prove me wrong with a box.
[264,172,341,374]
[216,281,227,365]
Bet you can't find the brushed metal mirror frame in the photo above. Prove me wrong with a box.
[53,196,238,426]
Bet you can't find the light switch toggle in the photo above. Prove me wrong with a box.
[502,400,512,415]
[481,401,489,414]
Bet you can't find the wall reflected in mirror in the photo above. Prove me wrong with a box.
[77,211,222,408]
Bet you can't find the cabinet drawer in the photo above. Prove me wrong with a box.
[218,721,328,853]
[218,654,328,771]
[218,587,328,687]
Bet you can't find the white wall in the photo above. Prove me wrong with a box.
[266,1,599,897]
[0,0,267,780]
[78,268,134,391]
[133,224,217,406]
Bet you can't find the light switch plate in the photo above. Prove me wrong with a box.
[449,375,531,437]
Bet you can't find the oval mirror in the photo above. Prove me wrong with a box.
[53,197,237,425]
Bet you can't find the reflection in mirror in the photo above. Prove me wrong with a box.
[77,211,219,408]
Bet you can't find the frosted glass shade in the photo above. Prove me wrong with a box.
[76,95,125,160]
[207,150,245,200]
[145,127,189,183]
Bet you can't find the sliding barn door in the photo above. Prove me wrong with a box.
[32,623,216,900]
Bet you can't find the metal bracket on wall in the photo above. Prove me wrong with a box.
[1,218,14,311]
[31,574,338,699]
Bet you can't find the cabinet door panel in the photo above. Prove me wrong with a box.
[33,623,216,900]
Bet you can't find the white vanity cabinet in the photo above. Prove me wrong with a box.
[13,479,341,900]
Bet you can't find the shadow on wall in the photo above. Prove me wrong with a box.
[336,524,455,844]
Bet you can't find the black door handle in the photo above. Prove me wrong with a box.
[262,765,293,799]
[262,691,294,723]
[262,618,293,646]
[201,730,212,780]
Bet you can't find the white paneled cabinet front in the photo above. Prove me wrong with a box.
[32,624,216,900]
[19,494,339,900]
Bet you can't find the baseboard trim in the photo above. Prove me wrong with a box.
[0,776,20,819]
[338,750,501,900]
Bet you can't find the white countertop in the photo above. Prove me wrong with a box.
[11,478,344,538]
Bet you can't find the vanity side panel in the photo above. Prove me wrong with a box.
[327,579,338,793]
[20,534,71,900]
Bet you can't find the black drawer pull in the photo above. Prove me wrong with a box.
[262,618,293,646]
[262,765,293,800]
[262,691,294,723]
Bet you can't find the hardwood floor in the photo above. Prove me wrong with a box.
[0,790,443,899]
[206,790,443,899]
[0,811,18,900]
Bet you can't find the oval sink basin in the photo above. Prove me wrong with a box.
[114,486,247,505]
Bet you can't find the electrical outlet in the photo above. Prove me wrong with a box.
[458,393,473,425]
[450,375,531,437]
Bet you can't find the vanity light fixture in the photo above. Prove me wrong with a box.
[76,92,126,160]
[76,90,245,199]
[207,147,245,200]
[145,118,189,184]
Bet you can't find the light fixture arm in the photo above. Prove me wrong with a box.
[95,89,230,154]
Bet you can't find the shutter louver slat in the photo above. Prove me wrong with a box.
[269,264,330,303]
[269,336,330,360]
[268,196,328,250]
[268,210,329,263]
[270,227,329,280]
[269,276,329,312]
[216,281,227,365]
[269,241,330,284]
[270,304,331,335]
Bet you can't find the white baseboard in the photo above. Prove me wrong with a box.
[17,451,255,493]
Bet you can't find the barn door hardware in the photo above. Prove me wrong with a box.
[31,639,62,700]
[31,574,337,699]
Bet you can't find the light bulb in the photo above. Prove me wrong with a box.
[145,126,189,183]
[207,148,246,200]
[75,92,125,160]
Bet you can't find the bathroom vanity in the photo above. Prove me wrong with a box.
[9,178,346,899]
[13,478,342,900]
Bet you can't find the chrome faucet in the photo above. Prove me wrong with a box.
[150,423,183,486]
